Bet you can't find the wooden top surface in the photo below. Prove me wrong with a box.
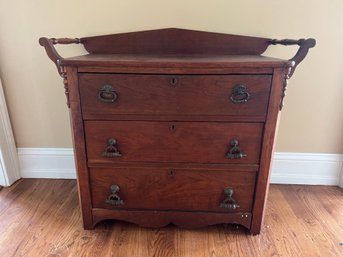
[40,28,313,75]
[61,54,292,69]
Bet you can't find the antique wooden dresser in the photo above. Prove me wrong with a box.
[40,28,315,234]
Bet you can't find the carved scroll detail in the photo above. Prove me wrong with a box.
[57,59,70,108]
[63,75,70,108]
[280,66,292,110]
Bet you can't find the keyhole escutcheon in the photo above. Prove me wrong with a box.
[169,124,177,132]
[170,77,178,86]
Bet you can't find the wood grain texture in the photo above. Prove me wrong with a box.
[76,65,274,75]
[0,180,342,257]
[84,121,263,164]
[91,209,252,230]
[80,28,271,55]
[62,54,291,70]
[250,68,286,234]
[39,29,314,235]
[79,74,272,117]
[66,66,93,229]
[89,167,256,212]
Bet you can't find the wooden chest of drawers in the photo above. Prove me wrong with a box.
[40,28,314,234]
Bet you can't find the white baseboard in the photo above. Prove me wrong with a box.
[18,148,76,179]
[271,153,343,186]
[17,148,343,186]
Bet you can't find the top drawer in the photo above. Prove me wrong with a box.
[79,74,271,118]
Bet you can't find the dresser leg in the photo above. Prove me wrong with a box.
[82,221,94,230]
[80,214,94,230]
[250,223,262,235]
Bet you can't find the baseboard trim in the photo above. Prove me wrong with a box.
[18,148,76,179]
[17,148,343,186]
[271,152,343,186]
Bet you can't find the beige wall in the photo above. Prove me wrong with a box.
[0,0,342,153]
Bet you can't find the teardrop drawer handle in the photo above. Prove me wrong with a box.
[230,84,250,103]
[98,84,118,103]
[219,187,240,209]
[226,139,247,159]
[105,184,124,206]
[102,138,122,157]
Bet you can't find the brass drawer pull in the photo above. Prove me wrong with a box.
[230,84,250,103]
[226,139,247,159]
[102,138,122,157]
[219,187,240,209]
[106,184,124,206]
[98,84,118,103]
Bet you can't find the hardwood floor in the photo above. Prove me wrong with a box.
[0,179,342,257]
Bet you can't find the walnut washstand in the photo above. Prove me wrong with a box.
[39,28,315,234]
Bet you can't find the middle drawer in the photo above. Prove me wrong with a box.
[85,121,263,164]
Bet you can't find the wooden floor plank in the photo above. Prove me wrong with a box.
[0,179,342,257]
[279,185,343,257]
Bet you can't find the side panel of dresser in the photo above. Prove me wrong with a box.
[251,67,286,235]
[66,67,93,229]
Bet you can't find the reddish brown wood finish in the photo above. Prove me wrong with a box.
[90,167,256,212]
[82,114,267,122]
[92,209,252,229]
[77,65,274,75]
[250,68,287,235]
[39,28,315,234]
[65,67,93,229]
[62,54,291,69]
[39,28,315,76]
[79,74,272,117]
[84,121,263,164]
[88,161,259,172]
[81,28,270,55]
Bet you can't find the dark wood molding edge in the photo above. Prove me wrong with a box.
[92,209,252,232]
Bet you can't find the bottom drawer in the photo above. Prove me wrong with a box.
[90,167,256,213]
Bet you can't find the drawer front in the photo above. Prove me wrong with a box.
[79,74,271,117]
[85,121,263,164]
[90,167,256,212]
